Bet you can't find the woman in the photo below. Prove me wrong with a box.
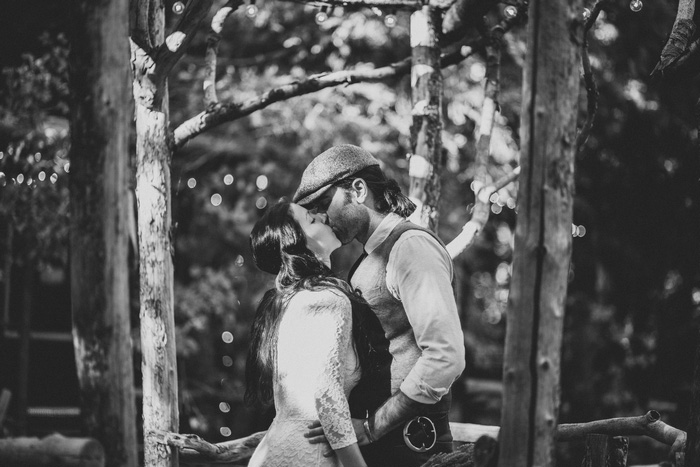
[246,201,390,467]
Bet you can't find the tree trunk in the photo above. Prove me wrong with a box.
[408,5,443,231]
[497,1,581,466]
[68,1,138,466]
[131,1,179,463]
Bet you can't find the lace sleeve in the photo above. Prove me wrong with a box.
[304,289,358,450]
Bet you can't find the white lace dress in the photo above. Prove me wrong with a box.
[248,288,361,467]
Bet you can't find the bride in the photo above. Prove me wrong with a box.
[246,201,390,467]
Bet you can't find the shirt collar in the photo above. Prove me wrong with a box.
[364,212,404,254]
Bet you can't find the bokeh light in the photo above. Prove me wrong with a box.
[211,193,222,206]
[224,174,234,185]
[219,402,231,413]
[187,178,197,189]
[256,174,269,191]
[222,331,234,343]
[256,197,268,209]
[222,356,233,367]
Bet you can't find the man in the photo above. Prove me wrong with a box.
[294,144,465,466]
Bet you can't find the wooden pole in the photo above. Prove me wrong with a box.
[17,263,33,436]
[497,0,581,466]
[68,0,138,465]
[407,5,443,231]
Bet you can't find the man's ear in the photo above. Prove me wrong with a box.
[350,179,368,203]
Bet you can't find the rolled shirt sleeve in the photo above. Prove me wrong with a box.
[387,231,466,405]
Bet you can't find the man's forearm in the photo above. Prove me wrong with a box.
[369,390,431,439]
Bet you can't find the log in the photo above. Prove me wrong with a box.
[0,433,104,467]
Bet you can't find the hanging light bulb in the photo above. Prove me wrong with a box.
[384,12,397,28]
[172,1,185,14]
[503,5,518,19]
[315,5,329,24]
[629,0,642,11]
[245,1,258,18]
[582,7,591,20]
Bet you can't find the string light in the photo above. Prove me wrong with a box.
[245,0,258,18]
[315,5,330,24]
[172,1,185,14]
[384,12,397,28]
[503,5,518,19]
[629,0,642,11]
[222,331,234,343]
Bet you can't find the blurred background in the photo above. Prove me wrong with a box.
[0,0,699,464]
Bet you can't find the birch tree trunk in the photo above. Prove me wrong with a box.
[130,1,212,465]
[408,6,443,231]
[497,1,581,466]
[68,0,137,465]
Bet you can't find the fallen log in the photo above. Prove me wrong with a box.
[0,433,104,467]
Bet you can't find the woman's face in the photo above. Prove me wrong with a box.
[290,203,341,259]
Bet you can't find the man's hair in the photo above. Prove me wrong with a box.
[335,166,416,218]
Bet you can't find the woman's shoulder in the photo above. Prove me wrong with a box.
[286,287,352,317]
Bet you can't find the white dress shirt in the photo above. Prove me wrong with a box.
[363,213,466,404]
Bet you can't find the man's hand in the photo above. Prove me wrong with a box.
[304,418,371,457]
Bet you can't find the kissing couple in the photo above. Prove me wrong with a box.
[246,144,466,467]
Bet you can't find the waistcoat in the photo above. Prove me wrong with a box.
[349,220,451,413]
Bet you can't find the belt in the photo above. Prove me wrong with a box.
[380,412,452,448]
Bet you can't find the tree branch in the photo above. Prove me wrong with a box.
[575,0,608,152]
[557,410,687,454]
[152,429,265,464]
[445,167,520,259]
[205,0,243,106]
[154,0,214,84]
[651,0,696,80]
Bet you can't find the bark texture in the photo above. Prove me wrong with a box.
[68,0,137,465]
[130,1,212,465]
[408,6,444,231]
[497,0,581,466]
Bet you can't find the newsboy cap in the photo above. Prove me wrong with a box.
[293,144,380,206]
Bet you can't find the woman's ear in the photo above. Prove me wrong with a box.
[351,178,368,203]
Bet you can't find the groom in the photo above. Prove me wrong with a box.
[294,144,465,466]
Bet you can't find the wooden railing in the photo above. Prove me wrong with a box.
[154,410,686,466]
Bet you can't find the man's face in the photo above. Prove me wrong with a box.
[309,185,361,245]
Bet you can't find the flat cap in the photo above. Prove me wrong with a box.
[293,144,380,206]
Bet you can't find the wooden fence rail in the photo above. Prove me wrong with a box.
[154,410,686,466]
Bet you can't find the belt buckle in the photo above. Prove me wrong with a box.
[402,416,437,453]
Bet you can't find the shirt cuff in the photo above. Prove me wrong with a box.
[400,372,450,405]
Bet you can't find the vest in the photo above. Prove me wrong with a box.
[349,220,452,413]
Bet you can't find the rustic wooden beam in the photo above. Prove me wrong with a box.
[0,434,104,467]
[498,0,581,465]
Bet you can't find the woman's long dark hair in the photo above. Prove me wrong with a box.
[245,201,374,406]
[335,165,416,218]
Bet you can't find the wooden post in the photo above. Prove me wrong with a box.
[408,5,443,231]
[17,264,33,436]
[68,0,138,465]
[0,434,104,467]
[497,0,581,466]
[581,434,628,467]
